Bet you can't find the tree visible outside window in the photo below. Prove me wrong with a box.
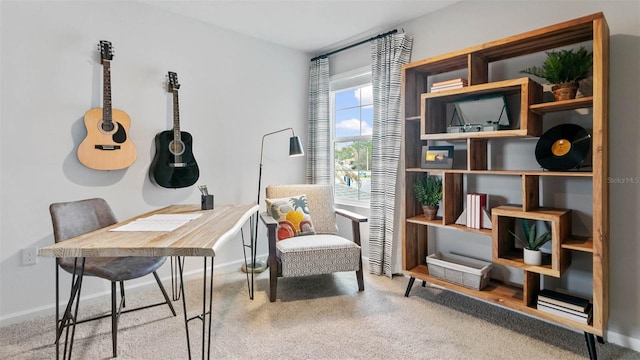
[332,83,372,205]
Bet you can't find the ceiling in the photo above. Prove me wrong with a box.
[140,0,459,54]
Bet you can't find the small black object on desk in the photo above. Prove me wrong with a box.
[199,185,214,210]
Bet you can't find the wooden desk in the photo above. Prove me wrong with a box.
[39,203,258,360]
[39,203,257,258]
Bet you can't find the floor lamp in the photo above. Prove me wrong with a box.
[245,127,304,299]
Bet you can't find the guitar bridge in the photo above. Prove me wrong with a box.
[169,163,187,168]
[95,145,121,150]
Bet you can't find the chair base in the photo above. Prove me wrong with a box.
[56,265,176,358]
[268,265,364,302]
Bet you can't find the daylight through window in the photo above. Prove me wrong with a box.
[331,74,372,205]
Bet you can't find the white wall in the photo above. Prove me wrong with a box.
[1,0,639,353]
[0,1,308,325]
[328,0,640,351]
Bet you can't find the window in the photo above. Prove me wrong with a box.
[330,67,372,206]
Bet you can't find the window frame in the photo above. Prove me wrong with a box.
[329,66,372,208]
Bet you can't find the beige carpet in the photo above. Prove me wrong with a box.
[1,267,639,360]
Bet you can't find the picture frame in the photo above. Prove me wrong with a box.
[421,145,454,169]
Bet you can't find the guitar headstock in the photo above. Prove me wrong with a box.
[98,40,114,64]
[168,71,181,92]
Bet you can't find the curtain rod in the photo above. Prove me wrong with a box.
[310,29,398,62]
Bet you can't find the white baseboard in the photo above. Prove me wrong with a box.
[606,330,640,352]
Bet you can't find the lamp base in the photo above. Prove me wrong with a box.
[241,259,268,273]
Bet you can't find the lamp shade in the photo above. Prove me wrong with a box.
[289,136,304,157]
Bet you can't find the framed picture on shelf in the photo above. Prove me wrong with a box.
[421,145,454,169]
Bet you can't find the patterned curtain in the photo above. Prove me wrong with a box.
[368,33,413,277]
[306,57,331,185]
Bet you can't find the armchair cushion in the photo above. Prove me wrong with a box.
[276,235,361,277]
[265,194,316,240]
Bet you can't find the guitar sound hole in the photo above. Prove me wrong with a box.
[169,140,185,156]
[101,122,114,132]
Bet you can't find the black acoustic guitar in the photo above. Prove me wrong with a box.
[150,72,199,188]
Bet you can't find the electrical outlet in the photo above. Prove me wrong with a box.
[23,247,38,265]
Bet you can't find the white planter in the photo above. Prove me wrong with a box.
[523,248,542,265]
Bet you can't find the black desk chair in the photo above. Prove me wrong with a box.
[49,198,176,358]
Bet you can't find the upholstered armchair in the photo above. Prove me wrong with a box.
[260,184,367,302]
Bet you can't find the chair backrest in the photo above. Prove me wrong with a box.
[50,198,117,243]
[265,184,338,235]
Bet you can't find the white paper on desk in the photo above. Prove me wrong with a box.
[110,213,202,232]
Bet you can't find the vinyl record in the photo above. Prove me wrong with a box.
[535,124,591,171]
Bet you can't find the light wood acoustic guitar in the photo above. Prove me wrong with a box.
[77,40,136,170]
[149,71,199,188]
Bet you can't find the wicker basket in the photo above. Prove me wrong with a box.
[426,252,493,290]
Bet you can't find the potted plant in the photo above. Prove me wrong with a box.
[413,175,442,220]
[520,46,593,101]
[509,219,552,265]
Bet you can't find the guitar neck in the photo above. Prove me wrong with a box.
[172,90,181,140]
[102,61,112,123]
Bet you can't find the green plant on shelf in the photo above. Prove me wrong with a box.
[520,46,593,85]
[413,175,442,207]
[509,219,551,251]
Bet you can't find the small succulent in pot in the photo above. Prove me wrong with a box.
[510,219,551,251]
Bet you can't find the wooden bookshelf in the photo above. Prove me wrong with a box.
[401,13,609,358]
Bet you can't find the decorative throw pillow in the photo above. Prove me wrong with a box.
[265,194,316,240]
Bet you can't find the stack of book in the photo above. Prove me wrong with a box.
[466,193,489,229]
[430,78,468,92]
[537,289,593,324]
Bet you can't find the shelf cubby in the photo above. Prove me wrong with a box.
[420,78,543,141]
[491,206,572,277]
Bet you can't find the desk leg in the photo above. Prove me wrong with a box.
[55,257,85,360]
[170,256,183,301]
[241,213,258,300]
[179,256,215,360]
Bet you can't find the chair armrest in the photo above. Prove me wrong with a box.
[260,212,279,276]
[260,211,280,300]
[335,208,368,223]
[260,211,278,250]
[260,211,278,228]
[335,208,367,246]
